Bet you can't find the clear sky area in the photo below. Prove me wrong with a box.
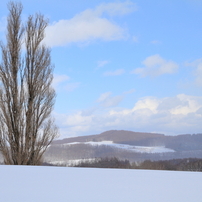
[0,0,202,138]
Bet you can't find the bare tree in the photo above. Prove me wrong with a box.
[0,2,58,165]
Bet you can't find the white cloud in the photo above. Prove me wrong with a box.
[131,54,178,77]
[195,63,202,86]
[132,97,160,114]
[102,95,123,108]
[52,74,70,88]
[169,94,201,115]
[103,69,125,76]
[55,94,202,137]
[65,111,92,126]
[54,112,92,137]
[97,92,123,108]
[52,74,79,92]
[185,58,202,86]
[191,59,202,86]
[43,1,136,47]
[97,92,111,102]
[95,1,137,16]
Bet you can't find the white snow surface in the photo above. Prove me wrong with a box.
[0,165,202,202]
[63,140,175,153]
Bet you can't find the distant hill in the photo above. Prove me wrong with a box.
[52,130,165,145]
[44,130,202,166]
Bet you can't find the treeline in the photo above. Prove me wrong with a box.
[74,157,202,172]
[75,157,131,169]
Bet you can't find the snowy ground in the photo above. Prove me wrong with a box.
[64,141,175,153]
[0,165,201,202]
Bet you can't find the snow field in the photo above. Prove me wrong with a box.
[0,165,202,202]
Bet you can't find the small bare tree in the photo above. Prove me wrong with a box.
[0,2,58,165]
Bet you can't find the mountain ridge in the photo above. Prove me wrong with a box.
[52,130,165,145]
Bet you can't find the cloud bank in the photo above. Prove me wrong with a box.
[55,94,202,138]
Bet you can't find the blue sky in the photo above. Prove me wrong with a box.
[0,0,202,138]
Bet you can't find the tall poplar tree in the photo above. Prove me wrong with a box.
[0,2,58,165]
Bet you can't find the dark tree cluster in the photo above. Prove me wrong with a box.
[74,157,131,169]
[73,157,202,172]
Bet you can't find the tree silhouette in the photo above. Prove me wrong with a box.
[0,2,58,165]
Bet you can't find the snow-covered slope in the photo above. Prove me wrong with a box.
[63,140,175,153]
[0,165,201,202]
